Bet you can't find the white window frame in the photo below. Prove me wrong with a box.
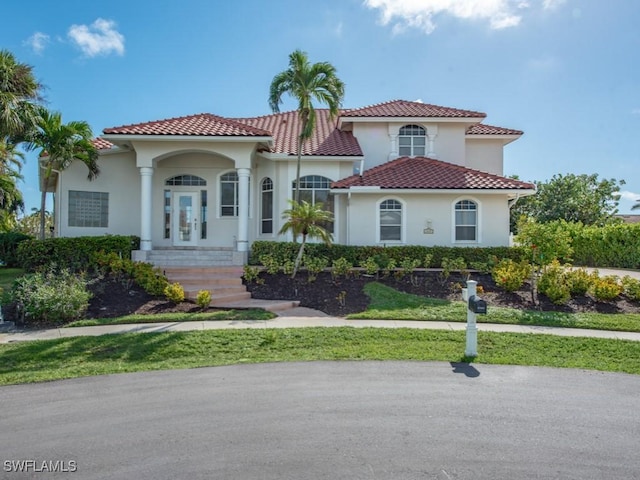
[260,177,274,235]
[452,197,480,244]
[219,170,239,217]
[376,197,405,244]
[398,124,426,157]
[292,175,335,234]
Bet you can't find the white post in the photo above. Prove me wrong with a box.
[237,168,250,252]
[465,279,478,357]
[139,166,154,251]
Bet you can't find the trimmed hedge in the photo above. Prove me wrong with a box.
[249,241,529,267]
[569,223,640,269]
[16,235,140,272]
[0,232,32,267]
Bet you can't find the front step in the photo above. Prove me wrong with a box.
[147,248,239,267]
[161,266,299,311]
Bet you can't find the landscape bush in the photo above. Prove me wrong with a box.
[16,235,140,272]
[569,223,640,269]
[12,267,91,326]
[164,282,185,303]
[621,276,640,301]
[249,241,528,268]
[94,251,168,295]
[590,276,623,302]
[491,259,532,293]
[566,267,593,296]
[0,232,32,267]
[537,261,571,305]
[196,290,212,309]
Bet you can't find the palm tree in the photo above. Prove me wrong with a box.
[632,200,640,211]
[0,49,41,141]
[278,199,333,278]
[27,108,99,239]
[268,50,345,204]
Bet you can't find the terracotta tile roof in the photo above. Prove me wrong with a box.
[92,137,114,150]
[331,157,535,190]
[235,109,362,156]
[103,113,271,137]
[467,124,523,135]
[341,99,486,119]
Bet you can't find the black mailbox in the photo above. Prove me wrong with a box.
[468,295,487,314]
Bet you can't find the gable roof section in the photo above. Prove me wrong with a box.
[341,99,486,119]
[235,109,362,156]
[92,137,114,150]
[103,113,271,137]
[466,124,523,136]
[331,157,535,190]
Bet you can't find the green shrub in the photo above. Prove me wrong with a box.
[196,290,212,309]
[164,282,185,303]
[94,251,168,295]
[590,276,622,302]
[566,268,593,296]
[538,261,571,305]
[260,255,280,275]
[16,235,140,272]
[243,265,261,283]
[0,232,32,267]
[12,267,91,326]
[331,257,353,279]
[423,253,433,268]
[282,260,295,276]
[361,257,378,276]
[515,218,573,266]
[304,256,328,282]
[492,259,532,293]
[622,276,640,301]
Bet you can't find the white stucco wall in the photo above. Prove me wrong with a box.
[465,139,504,174]
[352,123,392,169]
[57,151,139,237]
[341,192,511,247]
[434,124,467,165]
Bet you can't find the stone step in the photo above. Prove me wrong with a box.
[162,266,243,276]
[208,292,253,305]
[166,276,243,287]
[183,285,248,296]
[212,299,301,312]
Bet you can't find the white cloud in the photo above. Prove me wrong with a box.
[67,18,125,57]
[364,0,560,34]
[24,32,50,54]
[619,191,640,202]
[632,108,640,116]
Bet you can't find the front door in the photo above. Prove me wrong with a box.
[173,192,199,246]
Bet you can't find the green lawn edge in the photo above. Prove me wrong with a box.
[66,309,275,327]
[347,283,640,333]
[1,327,639,385]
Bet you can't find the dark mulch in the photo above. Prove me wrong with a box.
[245,270,640,317]
[6,271,640,327]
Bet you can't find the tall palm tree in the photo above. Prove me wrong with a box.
[0,49,41,142]
[278,199,333,278]
[27,108,99,239]
[268,50,345,204]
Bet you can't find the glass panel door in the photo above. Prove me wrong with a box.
[173,192,198,246]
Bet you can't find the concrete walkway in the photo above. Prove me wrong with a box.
[2,306,640,343]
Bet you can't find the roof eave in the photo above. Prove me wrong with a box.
[339,116,486,128]
[466,133,522,145]
[331,187,537,195]
[101,134,273,144]
[258,152,364,162]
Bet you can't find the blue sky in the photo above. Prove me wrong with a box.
[3,0,640,214]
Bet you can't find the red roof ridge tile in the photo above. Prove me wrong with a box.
[341,99,487,118]
[467,123,523,135]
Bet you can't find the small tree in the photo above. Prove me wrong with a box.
[278,200,333,278]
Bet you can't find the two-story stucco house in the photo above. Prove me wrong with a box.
[42,99,535,266]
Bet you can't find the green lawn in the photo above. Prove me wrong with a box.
[67,309,275,327]
[347,283,640,332]
[1,327,640,385]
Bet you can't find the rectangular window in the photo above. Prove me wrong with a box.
[221,182,237,216]
[455,211,477,241]
[68,191,108,227]
[261,190,273,234]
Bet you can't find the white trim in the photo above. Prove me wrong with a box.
[101,134,272,144]
[376,196,406,245]
[451,196,481,245]
[257,152,363,162]
[217,169,239,219]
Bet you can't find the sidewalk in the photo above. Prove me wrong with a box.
[2,307,640,343]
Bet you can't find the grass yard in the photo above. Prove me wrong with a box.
[67,309,275,327]
[1,327,640,385]
[348,283,640,332]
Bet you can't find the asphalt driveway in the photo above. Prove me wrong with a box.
[2,361,639,479]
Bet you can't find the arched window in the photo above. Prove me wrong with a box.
[292,175,334,233]
[261,178,273,234]
[398,124,426,157]
[455,200,477,242]
[165,175,206,186]
[220,171,238,217]
[379,199,403,242]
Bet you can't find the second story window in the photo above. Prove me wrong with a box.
[398,124,426,157]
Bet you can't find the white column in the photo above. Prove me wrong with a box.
[427,133,437,158]
[388,133,399,160]
[237,167,250,252]
[139,166,154,251]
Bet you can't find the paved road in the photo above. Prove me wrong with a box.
[2,362,639,479]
